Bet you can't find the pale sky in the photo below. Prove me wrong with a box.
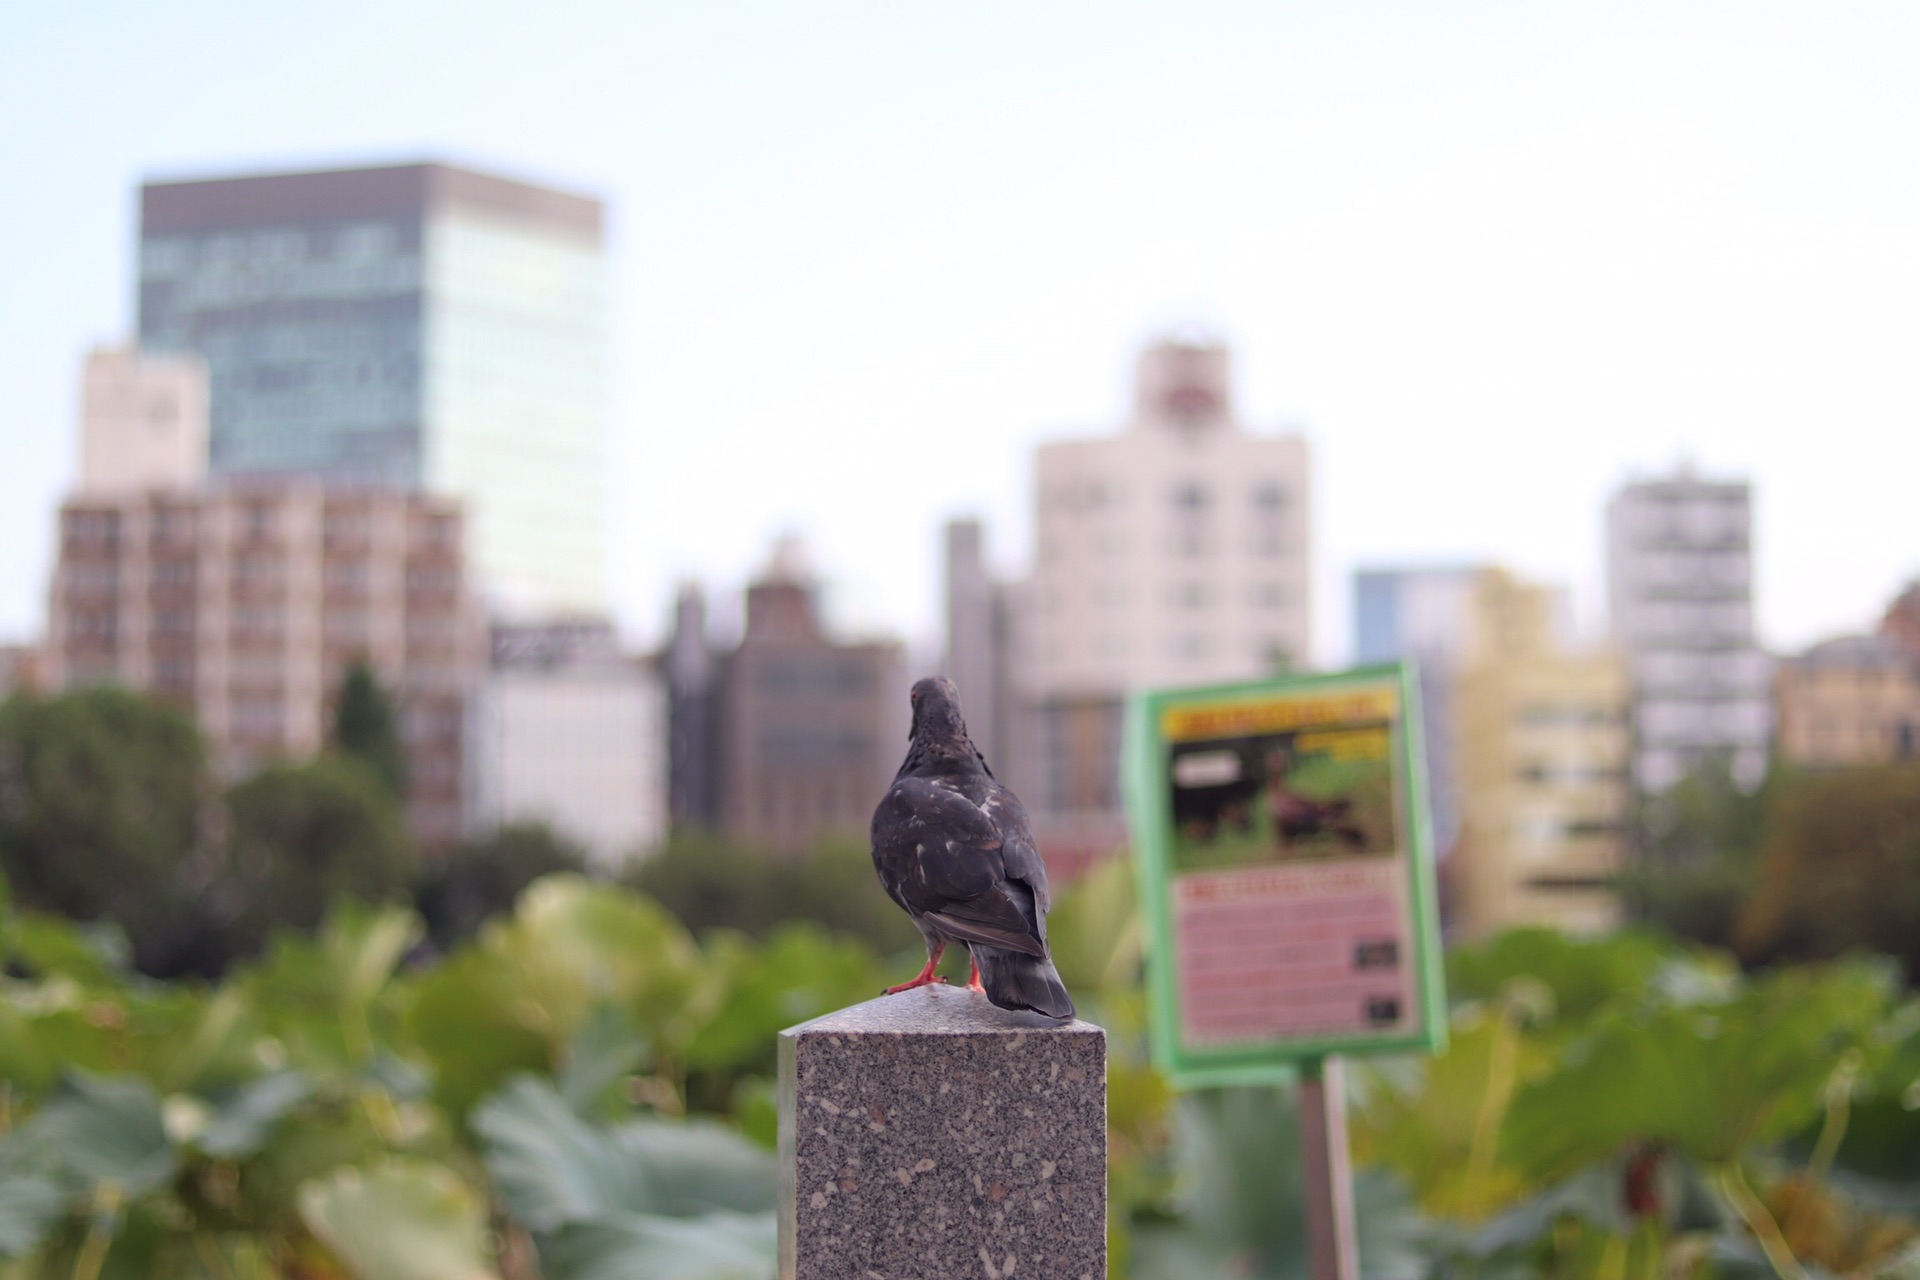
[4,1,1916,666]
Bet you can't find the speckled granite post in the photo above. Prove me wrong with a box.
[778,983,1106,1280]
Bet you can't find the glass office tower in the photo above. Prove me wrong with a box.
[138,163,607,614]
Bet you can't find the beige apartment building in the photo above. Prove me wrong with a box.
[46,483,480,846]
[1451,569,1631,939]
[1775,634,1920,767]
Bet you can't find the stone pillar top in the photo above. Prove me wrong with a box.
[786,983,1105,1038]
[779,985,1108,1279]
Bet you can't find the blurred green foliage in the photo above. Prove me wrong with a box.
[0,770,1917,1277]
[415,822,588,955]
[627,830,921,960]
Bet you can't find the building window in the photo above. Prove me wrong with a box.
[153,560,195,587]
[1168,582,1210,609]
[329,560,371,590]
[154,509,196,541]
[246,505,273,540]
[236,556,281,587]
[1249,581,1287,608]
[1172,482,1210,512]
[1252,482,1288,511]
[64,511,119,548]
[1169,633,1210,660]
[1250,529,1286,557]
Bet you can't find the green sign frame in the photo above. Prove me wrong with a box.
[1121,661,1447,1087]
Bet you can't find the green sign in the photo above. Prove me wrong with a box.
[1122,662,1447,1086]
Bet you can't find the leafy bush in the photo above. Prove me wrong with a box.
[3,858,1918,1280]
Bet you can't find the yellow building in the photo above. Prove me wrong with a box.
[1450,570,1631,940]
[1775,635,1920,767]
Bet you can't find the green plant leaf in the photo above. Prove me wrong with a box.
[19,1070,176,1199]
[682,925,881,1078]
[410,877,706,1116]
[533,1211,776,1280]
[555,1002,649,1120]
[1506,959,1898,1177]
[1447,927,1673,1028]
[1352,1011,1549,1217]
[297,1157,498,1280]
[473,1075,775,1230]
[194,1070,313,1158]
[0,1153,65,1259]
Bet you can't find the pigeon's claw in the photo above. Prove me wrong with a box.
[884,946,948,995]
[883,972,948,995]
[965,958,986,995]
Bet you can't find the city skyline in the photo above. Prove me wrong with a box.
[4,2,1916,663]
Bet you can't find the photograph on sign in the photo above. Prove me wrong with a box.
[1125,664,1445,1082]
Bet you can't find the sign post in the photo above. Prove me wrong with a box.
[1122,663,1446,1271]
[1297,1056,1358,1280]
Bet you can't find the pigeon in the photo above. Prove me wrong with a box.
[869,676,1074,1020]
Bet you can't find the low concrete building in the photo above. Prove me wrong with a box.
[1775,634,1920,767]
[466,620,668,872]
[1452,569,1631,940]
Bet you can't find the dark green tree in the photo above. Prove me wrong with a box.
[331,661,407,803]
[0,687,211,973]
[415,820,589,952]
[628,830,918,956]
[215,756,415,959]
[1736,762,1920,983]
[1624,757,1773,949]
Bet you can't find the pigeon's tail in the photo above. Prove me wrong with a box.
[975,945,1075,1021]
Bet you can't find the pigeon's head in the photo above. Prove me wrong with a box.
[908,675,971,747]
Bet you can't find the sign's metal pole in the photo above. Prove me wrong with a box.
[1298,1055,1359,1280]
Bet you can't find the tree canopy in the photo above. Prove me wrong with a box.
[0,686,210,972]
[215,755,417,960]
[331,661,408,803]
[1737,762,1920,982]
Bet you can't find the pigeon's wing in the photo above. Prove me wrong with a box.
[977,777,1051,919]
[870,776,1046,958]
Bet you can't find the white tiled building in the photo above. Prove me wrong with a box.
[1605,471,1772,794]
[1009,338,1313,869]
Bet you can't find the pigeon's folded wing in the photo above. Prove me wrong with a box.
[870,777,1047,957]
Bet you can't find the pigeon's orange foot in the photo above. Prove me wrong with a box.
[883,973,948,995]
[965,960,986,995]
[884,946,949,995]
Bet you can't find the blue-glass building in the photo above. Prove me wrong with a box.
[138,162,607,614]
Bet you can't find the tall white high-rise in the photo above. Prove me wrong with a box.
[1025,338,1312,694]
[1011,337,1313,868]
[1605,471,1772,794]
